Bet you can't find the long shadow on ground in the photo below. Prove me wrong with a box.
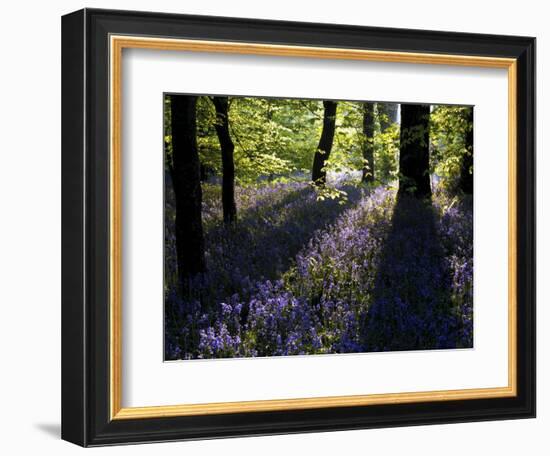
[363,194,461,351]
[165,183,364,358]
[200,185,363,305]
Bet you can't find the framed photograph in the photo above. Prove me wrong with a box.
[61,8,535,447]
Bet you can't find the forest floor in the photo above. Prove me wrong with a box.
[164,178,473,360]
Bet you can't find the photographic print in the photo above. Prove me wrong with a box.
[164,95,474,360]
[62,11,535,445]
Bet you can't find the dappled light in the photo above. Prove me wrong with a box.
[164,94,473,360]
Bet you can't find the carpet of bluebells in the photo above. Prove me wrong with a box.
[165,180,473,360]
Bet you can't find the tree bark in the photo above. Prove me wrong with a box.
[362,102,375,183]
[377,102,398,131]
[458,107,474,194]
[398,104,431,199]
[211,96,237,223]
[311,100,337,185]
[170,95,206,288]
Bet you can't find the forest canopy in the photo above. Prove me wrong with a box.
[165,96,472,188]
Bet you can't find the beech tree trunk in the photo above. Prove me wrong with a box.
[170,95,206,289]
[200,163,211,182]
[311,100,337,185]
[459,107,474,194]
[398,103,431,199]
[211,96,237,224]
[362,102,375,183]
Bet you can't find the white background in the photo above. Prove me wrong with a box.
[123,50,509,407]
[0,0,546,454]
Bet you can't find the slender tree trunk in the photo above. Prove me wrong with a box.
[200,163,210,182]
[398,103,431,199]
[311,100,337,185]
[362,102,375,183]
[170,95,206,289]
[459,107,474,194]
[377,102,398,131]
[211,96,237,224]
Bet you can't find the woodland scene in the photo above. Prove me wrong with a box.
[164,94,474,360]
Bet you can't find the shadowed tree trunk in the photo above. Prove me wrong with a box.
[211,96,237,223]
[170,95,206,289]
[377,102,398,132]
[459,107,474,194]
[398,103,431,199]
[362,102,375,183]
[311,100,337,186]
[200,163,212,182]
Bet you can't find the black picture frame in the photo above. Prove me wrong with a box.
[62,8,536,447]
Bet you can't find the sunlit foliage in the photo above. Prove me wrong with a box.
[430,105,473,192]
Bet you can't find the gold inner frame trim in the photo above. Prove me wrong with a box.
[109,35,518,421]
